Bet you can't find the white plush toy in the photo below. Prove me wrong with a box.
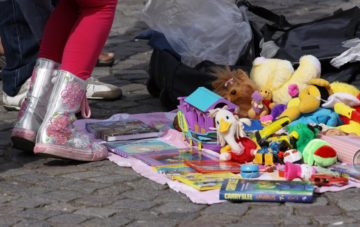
[209,106,252,161]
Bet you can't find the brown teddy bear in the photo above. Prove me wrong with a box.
[211,67,257,117]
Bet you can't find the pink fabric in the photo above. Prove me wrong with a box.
[320,135,360,164]
[81,97,91,119]
[39,0,117,80]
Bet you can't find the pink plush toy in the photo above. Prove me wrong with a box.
[284,162,316,181]
[288,84,299,98]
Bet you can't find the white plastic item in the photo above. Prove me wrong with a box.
[142,0,252,67]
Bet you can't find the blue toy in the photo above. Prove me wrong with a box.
[241,164,260,178]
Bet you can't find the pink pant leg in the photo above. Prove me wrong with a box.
[59,0,118,80]
[38,0,78,63]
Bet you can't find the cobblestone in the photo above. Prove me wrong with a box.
[110,198,158,211]
[80,215,131,227]
[1,0,360,226]
[312,215,358,225]
[153,201,205,215]
[201,203,249,216]
[46,213,90,225]
[74,207,118,218]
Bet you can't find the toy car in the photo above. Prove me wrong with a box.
[309,174,348,187]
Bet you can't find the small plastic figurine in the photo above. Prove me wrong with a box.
[209,106,257,163]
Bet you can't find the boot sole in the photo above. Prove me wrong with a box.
[34,144,108,162]
[11,137,35,153]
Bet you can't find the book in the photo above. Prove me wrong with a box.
[330,164,360,180]
[132,148,217,167]
[172,172,240,191]
[220,179,314,203]
[104,138,177,157]
[184,160,241,173]
[153,164,196,176]
[85,119,162,142]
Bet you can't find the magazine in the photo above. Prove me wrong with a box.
[330,164,360,180]
[184,160,241,173]
[105,138,177,158]
[172,172,240,191]
[132,148,217,167]
[85,119,162,141]
[153,164,196,176]
[219,179,314,203]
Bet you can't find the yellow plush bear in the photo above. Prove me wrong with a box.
[250,55,321,104]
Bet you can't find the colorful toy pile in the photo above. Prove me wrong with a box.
[171,55,360,202]
[80,55,360,204]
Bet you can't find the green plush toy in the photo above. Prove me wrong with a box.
[287,123,319,153]
[303,139,337,167]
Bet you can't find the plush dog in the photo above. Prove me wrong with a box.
[212,67,257,117]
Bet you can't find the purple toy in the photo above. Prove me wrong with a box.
[177,87,238,152]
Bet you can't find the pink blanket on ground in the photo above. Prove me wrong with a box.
[75,112,360,204]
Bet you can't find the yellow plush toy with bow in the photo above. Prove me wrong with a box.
[250,55,321,104]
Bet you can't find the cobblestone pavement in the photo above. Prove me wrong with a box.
[1,0,360,226]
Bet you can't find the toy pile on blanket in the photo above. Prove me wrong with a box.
[77,55,360,204]
[172,55,360,202]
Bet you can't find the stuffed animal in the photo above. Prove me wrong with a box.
[209,106,257,163]
[334,102,360,136]
[281,78,360,122]
[247,91,270,119]
[280,78,333,121]
[250,55,321,104]
[259,87,275,109]
[212,67,258,117]
[302,139,337,167]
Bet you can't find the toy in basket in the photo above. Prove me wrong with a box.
[176,87,238,152]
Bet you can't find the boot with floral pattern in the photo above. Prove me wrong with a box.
[11,58,59,151]
[34,70,108,161]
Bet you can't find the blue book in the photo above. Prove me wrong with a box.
[219,179,314,203]
[104,139,177,158]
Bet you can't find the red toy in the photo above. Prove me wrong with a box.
[310,174,349,187]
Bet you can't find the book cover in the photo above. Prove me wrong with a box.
[220,179,314,203]
[153,164,196,176]
[184,160,241,173]
[133,148,217,167]
[330,164,360,180]
[86,119,162,141]
[104,138,177,158]
[172,172,240,191]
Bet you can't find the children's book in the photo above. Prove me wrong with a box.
[152,164,196,176]
[86,119,162,141]
[172,172,240,191]
[104,138,177,158]
[330,164,360,180]
[132,148,217,167]
[184,160,241,173]
[219,179,314,203]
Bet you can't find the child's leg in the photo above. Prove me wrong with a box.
[38,0,78,63]
[59,0,118,80]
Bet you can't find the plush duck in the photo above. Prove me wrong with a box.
[209,106,257,163]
